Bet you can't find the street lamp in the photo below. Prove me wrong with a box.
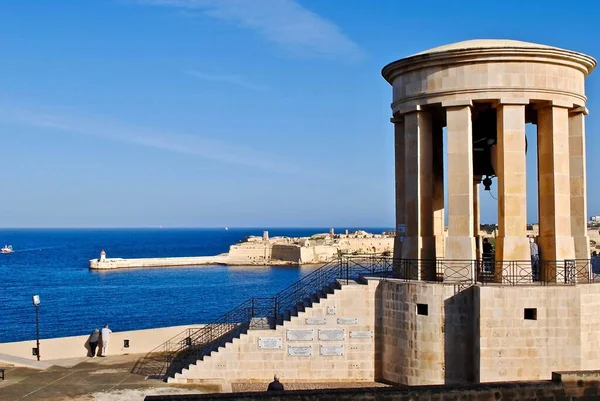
[32,295,40,361]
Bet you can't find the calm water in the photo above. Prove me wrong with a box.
[0,228,387,342]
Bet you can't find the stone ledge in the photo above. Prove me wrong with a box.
[553,370,600,382]
[144,377,600,400]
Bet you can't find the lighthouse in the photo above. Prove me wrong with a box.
[99,249,106,262]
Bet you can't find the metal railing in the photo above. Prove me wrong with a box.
[132,255,599,379]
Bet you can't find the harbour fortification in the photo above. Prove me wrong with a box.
[89,229,395,270]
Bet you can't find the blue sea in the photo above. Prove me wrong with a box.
[0,228,388,343]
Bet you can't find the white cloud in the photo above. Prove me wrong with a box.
[0,105,292,172]
[185,70,269,91]
[137,0,365,60]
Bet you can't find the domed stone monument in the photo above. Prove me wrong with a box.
[382,39,596,283]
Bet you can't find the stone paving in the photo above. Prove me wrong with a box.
[0,354,218,401]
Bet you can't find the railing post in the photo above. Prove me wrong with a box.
[251,298,255,319]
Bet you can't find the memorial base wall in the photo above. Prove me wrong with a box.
[170,281,378,385]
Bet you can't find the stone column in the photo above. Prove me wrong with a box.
[569,107,590,282]
[402,106,435,280]
[444,100,475,282]
[432,120,445,260]
[473,177,482,262]
[392,116,405,262]
[537,102,575,282]
[495,101,531,281]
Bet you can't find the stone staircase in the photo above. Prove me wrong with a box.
[167,279,377,385]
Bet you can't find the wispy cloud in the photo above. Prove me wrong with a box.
[0,104,293,172]
[137,0,365,60]
[185,70,269,91]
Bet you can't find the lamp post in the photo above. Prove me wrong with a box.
[32,295,40,361]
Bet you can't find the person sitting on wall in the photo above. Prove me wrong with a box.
[267,374,284,391]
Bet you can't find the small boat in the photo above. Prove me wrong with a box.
[1,245,13,254]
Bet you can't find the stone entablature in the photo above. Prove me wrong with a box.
[382,39,596,112]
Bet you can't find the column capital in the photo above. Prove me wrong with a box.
[390,115,405,124]
[397,104,424,115]
[534,100,574,110]
[441,99,473,108]
[492,98,529,107]
[569,106,589,116]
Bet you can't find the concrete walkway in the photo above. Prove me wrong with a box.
[0,354,219,401]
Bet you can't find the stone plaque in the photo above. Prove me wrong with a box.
[326,306,336,315]
[288,345,312,356]
[286,329,314,341]
[320,345,344,356]
[258,337,282,349]
[318,329,345,341]
[337,317,358,325]
[306,317,326,325]
[350,331,372,339]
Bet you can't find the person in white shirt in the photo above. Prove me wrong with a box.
[100,324,112,357]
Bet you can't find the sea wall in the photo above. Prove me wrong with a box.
[0,324,203,362]
[89,255,229,269]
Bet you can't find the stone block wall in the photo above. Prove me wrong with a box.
[478,286,582,382]
[377,280,474,385]
[579,284,600,370]
[270,245,301,263]
[228,244,271,263]
[171,281,378,385]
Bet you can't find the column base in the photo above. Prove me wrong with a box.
[573,235,591,283]
[434,234,445,259]
[444,236,475,282]
[538,236,575,261]
[495,236,532,283]
[393,236,403,276]
[401,236,436,281]
[496,236,530,261]
[538,236,575,283]
[393,236,403,260]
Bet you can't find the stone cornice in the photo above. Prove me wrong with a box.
[382,47,597,83]
[389,87,588,111]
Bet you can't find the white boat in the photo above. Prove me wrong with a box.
[1,245,13,254]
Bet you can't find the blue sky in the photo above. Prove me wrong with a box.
[0,0,598,228]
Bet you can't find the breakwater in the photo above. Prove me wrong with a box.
[89,254,230,270]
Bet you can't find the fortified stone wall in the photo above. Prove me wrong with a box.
[339,238,394,254]
[171,281,378,384]
[271,245,301,263]
[228,244,272,264]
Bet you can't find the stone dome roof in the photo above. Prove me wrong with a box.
[381,39,597,83]
[412,39,559,56]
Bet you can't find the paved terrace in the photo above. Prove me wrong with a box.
[0,354,219,401]
[0,354,388,401]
